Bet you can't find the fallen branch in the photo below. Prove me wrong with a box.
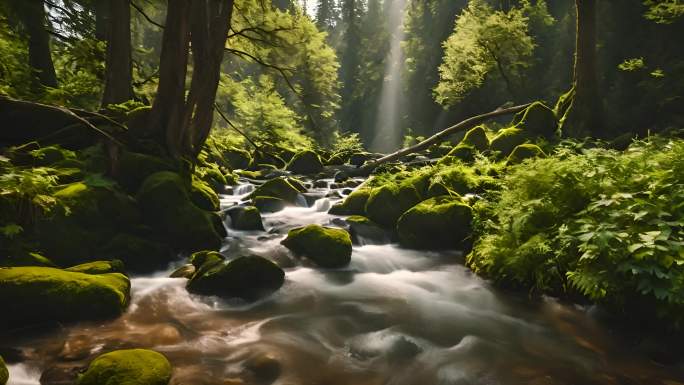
[351,103,532,176]
[213,102,260,149]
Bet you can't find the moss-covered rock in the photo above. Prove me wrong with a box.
[116,151,175,193]
[328,188,371,216]
[511,101,558,139]
[446,145,476,162]
[77,349,171,385]
[253,196,287,213]
[253,150,285,169]
[281,225,352,268]
[0,267,130,328]
[137,171,224,252]
[0,355,7,385]
[459,125,489,151]
[349,152,373,167]
[191,178,220,211]
[0,252,56,268]
[346,215,389,245]
[249,177,305,204]
[226,206,264,231]
[187,255,284,300]
[396,196,473,249]
[507,144,546,164]
[326,152,351,166]
[428,163,480,195]
[489,127,528,156]
[286,150,324,175]
[365,183,422,228]
[99,233,174,273]
[66,260,126,275]
[223,147,253,170]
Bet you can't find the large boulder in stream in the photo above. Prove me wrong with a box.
[226,206,265,231]
[365,183,422,229]
[286,150,324,175]
[250,177,306,204]
[328,188,371,216]
[0,356,7,385]
[0,266,130,328]
[137,171,225,251]
[77,349,172,385]
[190,178,220,211]
[223,147,253,170]
[187,253,284,300]
[281,225,352,268]
[397,196,473,249]
[253,196,287,213]
[346,216,389,245]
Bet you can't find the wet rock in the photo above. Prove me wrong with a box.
[0,267,130,328]
[243,353,281,385]
[396,196,473,249]
[328,188,370,216]
[325,190,342,199]
[349,152,373,167]
[223,147,252,170]
[99,233,175,273]
[313,179,329,188]
[252,150,285,169]
[137,171,224,251]
[286,150,324,175]
[302,192,325,207]
[506,144,546,164]
[191,178,221,211]
[116,151,176,193]
[281,225,352,268]
[226,206,265,231]
[65,260,126,275]
[346,216,389,245]
[249,177,305,204]
[0,355,7,385]
[40,363,85,385]
[170,264,196,278]
[187,255,284,300]
[253,196,287,213]
[365,183,421,228]
[76,349,172,385]
[333,171,349,182]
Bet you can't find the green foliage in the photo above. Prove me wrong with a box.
[644,0,684,24]
[470,139,684,325]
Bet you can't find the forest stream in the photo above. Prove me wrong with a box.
[4,176,683,385]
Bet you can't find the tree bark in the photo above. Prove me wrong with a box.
[101,0,134,107]
[94,0,109,41]
[15,1,58,90]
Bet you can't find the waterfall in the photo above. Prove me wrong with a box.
[371,0,409,153]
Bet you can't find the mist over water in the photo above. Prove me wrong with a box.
[371,0,408,153]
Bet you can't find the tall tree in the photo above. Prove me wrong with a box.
[149,0,234,158]
[315,0,336,31]
[339,0,363,133]
[557,0,601,136]
[101,0,133,106]
[13,1,58,90]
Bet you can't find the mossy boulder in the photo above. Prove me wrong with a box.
[0,355,7,385]
[100,233,175,273]
[349,152,373,167]
[507,144,546,164]
[252,150,285,169]
[286,150,324,175]
[77,349,171,385]
[137,171,224,251]
[0,253,56,268]
[326,152,351,166]
[364,183,422,228]
[346,215,389,245]
[328,188,371,216]
[226,206,264,231]
[117,151,176,193]
[191,178,220,211]
[223,147,253,170]
[511,101,558,139]
[397,196,473,249]
[489,127,528,156]
[187,255,284,300]
[253,196,287,213]
[459,125,489,151]
[249,177,305,204]
[428,164,480,195]
[281,225,352,268]
[446,145,476,162]
[66,260,126,275]
[0,267,130,328]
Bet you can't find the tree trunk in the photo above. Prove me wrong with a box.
[101,0,134,107]
[15,1,58,90]
[559,0,601,137]
[94,0,109,41]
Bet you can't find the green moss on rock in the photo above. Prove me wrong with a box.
[446,145,476,162]
[191,178,220,211]
[117,151,175,193]
[511,101,558,139]
[459,125,489,151]
[346,215,388,245]
[281,225,352,268]
[507,144,546,164]
[328,188,371,216]
[187,255,284,300]
[100,233,174,273]
[226,206,264,231]
[286,150,324,175]
[250,177,304,204]
[0,355,7,385]
[77,349,172,385]
[0,267,130,328]
[66,260,126,275]
[397,196,473,249]
[223,147,253,170]
[489,127,529,156]
[428,163,480,196]
[365,183,422,228]
[0,253,56,268]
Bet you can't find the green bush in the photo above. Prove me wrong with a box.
[469,139,684,326]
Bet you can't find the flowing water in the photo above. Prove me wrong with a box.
[4,178,684,385]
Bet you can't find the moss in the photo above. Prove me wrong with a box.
[100,233,174,273]
[426,182,460,198]
[117,151,176,193]
[0,355,7,385]
[237,169,264,180]
[459,125,489,151]
[0,252,56,268]
[507,144,546,164]
[511,101,558,139]
[328,188,371,216]
[191,178,220,211]
[66,260,126,275]
[31,145,76,166]
[189,250,225,271]
[397,196,473,249]
[227,206,264,231]
[489,126,529,156]
[446,145,476,162]
[365,182,422,228]
[253,196,287,213]
[345,215,388,245]
[77,349,172,385]
[326,152,351,165]
[249,177,304,204]
[286,150,324,175]
[428,163,480,195]
[0,267,130,328]
[137,171,223,252]
[252,150,285,169]
[223,147,253,170]
[281,225,352,268]
[201,166,230,191]
[187,255,284,300]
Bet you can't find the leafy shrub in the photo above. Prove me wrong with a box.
[469,138,684,325]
